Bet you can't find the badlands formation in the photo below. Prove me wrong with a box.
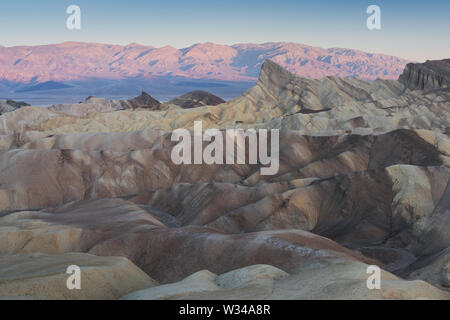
[0,59,449,300]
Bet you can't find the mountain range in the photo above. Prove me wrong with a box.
[0,42,410,103]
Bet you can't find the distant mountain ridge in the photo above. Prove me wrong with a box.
[0,42,410,84]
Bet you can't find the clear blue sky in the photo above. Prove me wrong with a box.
[0,0,449,61]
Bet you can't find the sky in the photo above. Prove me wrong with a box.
[0,0,449,61]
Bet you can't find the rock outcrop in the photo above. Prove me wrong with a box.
[168,90,225,109]
[48,92,162,117]
[399,59,450,91]
[120,91,161,110]
[0,99,30,115]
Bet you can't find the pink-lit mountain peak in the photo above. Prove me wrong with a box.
[0,41,410,83]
